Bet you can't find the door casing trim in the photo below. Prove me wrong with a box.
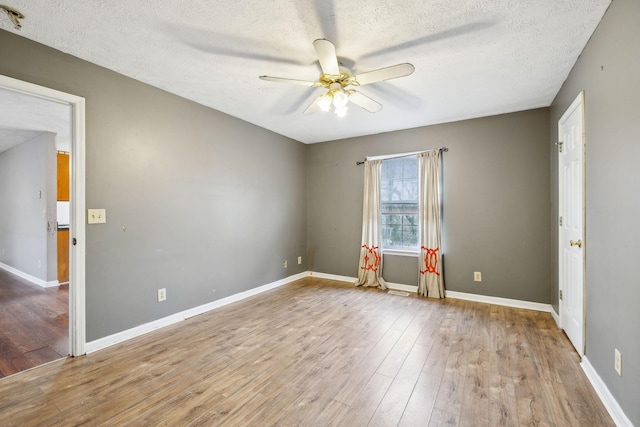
[0,74,86,356]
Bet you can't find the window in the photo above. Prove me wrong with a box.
[381,155,418,251]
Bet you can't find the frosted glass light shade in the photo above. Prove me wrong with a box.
[333,90,349,108]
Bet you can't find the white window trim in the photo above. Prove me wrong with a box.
[382,249,420,257]
[367,150,425,161]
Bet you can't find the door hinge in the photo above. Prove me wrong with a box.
[557,142,563,153]
[559,290,563,300]
[559,216,563,226]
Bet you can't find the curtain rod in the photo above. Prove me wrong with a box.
[356,147,448,165]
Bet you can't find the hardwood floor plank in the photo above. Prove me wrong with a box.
[433,333,468,418]
[489,374,519,427]
[369,342,431,426]
[428,407,459,426]
[25,346,65,366]
[506,307,554,427]
[333,327,402,405]
[0,278,615,426]
[458,302,491,427]
[0,270,68,377]
[0,333,35,376]
[398,371,440,426]
[487,304,519,426]
[330,373,393,427]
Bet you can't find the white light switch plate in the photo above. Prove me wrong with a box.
[88,208,106,224]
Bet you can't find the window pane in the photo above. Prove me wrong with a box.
[387,214,402,225]
[382,224,403,247]
[380,154,419,250]
[403,223,418,246]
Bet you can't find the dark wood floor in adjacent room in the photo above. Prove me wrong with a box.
[0,277,613,426]
[0,269,69,378]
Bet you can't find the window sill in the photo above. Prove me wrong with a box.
[382,249,420,258]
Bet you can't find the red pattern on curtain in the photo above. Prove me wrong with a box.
[360,244,381,271]
[420,246,440,276]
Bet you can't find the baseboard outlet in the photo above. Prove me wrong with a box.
[85,271,309,354]
[0,262,58,288]
[581,357,633,427]
[445,290,552,313]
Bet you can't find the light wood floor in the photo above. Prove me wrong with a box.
[0,269,68,377]
[0,277,613,426]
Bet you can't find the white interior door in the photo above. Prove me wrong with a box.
[558,92,585,356]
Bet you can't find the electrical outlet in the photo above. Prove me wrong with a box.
[474,271,482,282]
[298,256,302,265]
[283,260,287,268]
[157,288,167,302]
[614,348,622,376]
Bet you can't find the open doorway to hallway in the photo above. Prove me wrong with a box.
[0,75,86,375]
[0,86,71,376]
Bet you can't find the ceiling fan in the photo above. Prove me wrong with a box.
[259,39,415,117]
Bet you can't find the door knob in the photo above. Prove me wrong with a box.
[570,239,582,248]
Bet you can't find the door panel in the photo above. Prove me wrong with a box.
[558,92,585,356]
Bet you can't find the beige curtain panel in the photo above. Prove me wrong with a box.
[418,150,444,298]
[356,160,388,289]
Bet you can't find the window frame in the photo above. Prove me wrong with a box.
[380,154,420,253]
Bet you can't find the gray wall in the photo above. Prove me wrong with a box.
[0,30,307,341]
[550,0,639,424]
[308,109,551,303]
[0,132,57,282]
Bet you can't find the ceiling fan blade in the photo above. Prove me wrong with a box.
[353,63,415,86]
[259,76,319,87]
[348,91,383,113]
[313,39,340,76]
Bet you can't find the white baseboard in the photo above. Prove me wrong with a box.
[581,357,633,427]
[445,290,552,312]
[308,273,551,312]
[550,306,560,327]
[308,271,357,284]
[0,262,58,288]
[308,272,418,293]
[85,271,309,354]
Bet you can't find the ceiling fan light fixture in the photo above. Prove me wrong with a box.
[260,39,412,116]
[335,105,348,117]
[332,90,349,108]
[317,93,332,112]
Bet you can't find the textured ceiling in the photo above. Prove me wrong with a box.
[1,0,610,144]
[0,86,71,153]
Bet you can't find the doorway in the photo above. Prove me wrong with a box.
[558,91,586,356]
[0,74,86,363]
